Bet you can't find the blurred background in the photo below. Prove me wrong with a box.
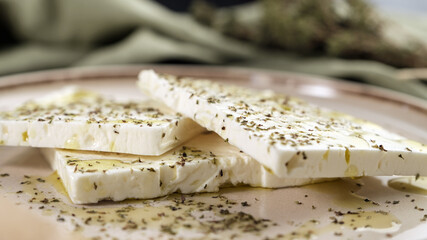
[0,0,426,99]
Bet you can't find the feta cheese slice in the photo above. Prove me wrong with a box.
[0,87,204,155]
[138,70,427,178]
[41,132,328,204]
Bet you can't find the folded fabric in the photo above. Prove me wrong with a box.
[0,0,425,99]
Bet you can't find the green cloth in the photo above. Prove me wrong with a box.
[0,0,426,99]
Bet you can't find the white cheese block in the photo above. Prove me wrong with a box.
[41,132,328,204]
[138,70,427,178]
[0,87,204,155]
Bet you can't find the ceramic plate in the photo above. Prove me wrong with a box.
[0,65,426,240]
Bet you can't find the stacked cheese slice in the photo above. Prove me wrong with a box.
[138,70,427,178]
[1,70,426,204]
[41,132,325,204]
[0,87,204,155]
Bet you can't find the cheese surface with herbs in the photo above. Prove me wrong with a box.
[138,70,427,178]
[42,132,328,204]
[0,87,204,155]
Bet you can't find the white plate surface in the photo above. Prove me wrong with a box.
[0,65,426,240]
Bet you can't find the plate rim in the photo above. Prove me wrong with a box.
[0,64,425,114]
